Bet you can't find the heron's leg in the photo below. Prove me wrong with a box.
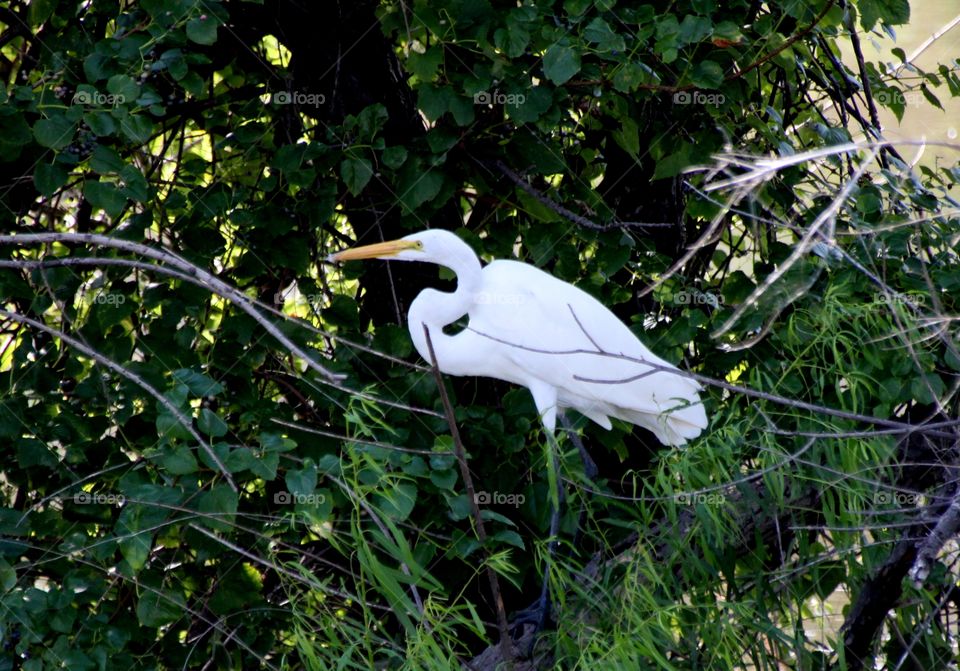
[557,411,598,553]
[509,429,564,654]
[558,411,598,481]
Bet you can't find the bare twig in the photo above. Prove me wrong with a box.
[0,308,237,492]
[495,161,671,232]
[0,232,344,382]
[909,492,960,586]
[421,324,515,668]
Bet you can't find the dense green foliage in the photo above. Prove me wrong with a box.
[1,0,959,668]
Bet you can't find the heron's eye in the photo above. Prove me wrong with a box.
[415,241,424,249]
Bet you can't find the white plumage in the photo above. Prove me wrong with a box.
[331,229,707,446]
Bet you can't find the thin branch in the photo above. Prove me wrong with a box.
[0,308,237,492]
[421,324,515,668]
[909,492,960,586]
[495,161,671,232]
[467,323,958,439]
[0,232,344,382]
[0,251,443,418]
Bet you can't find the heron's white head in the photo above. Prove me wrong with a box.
[328,229,474,266]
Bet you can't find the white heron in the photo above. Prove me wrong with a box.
[330,228,708,642]
[329,229,707,445]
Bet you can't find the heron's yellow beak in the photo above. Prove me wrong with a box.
[328,239,420,262]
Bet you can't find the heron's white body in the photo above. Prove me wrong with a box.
[335,230,707,446]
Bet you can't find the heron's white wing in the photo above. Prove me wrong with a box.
[468,260,706,444]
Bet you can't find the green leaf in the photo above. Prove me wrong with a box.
[920,84,943,110]
[505,86,553,124]
[398,168,443,211]
[0,114,31,159]
[417,85,452,121]
[653,143,695,179]
[251,451,280,480]
[0,558,15,591]
[448,95,476,125]
[83,51,111,81]
[91,145,125,174]
[260,432,297,452]
[106,74,139,103]
[429,468,458,490]
[510,133,566,175]
[84,180,127,218]
[186,15,219,45]
[859,0,909,31]
[374,483,417,521]
[613,117,640,157]
[34,115,76,150]
[158,444,199,475]
[115,502,158,572]
[18,438,58,468]
[495,21,530,58]
[198,408,228,437]
[678,14,712,45]
[197,485,238,531]
[286,465,317,497]
[120,114,154,144]
[691,60,724,89]
[28,0,59,26]
[406,48,443,80]
[34,163,68,196]
[120,164,150,201]
[341,157,373,195]
[172,369,224,396]
[356,104,389,140]
[83,111,116,136]
[382,145,408,169]
[911,373,945,405]
[225,447,256,473]
[543,44,581,85]
[136,588,185,627]
[490,529,526,549]
[613,62,652,92]
[447,493,472,521]
[583,18,625,53]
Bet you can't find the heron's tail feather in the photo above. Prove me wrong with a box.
[617,397,707,447]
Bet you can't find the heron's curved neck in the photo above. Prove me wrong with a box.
[407,245,482,367]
